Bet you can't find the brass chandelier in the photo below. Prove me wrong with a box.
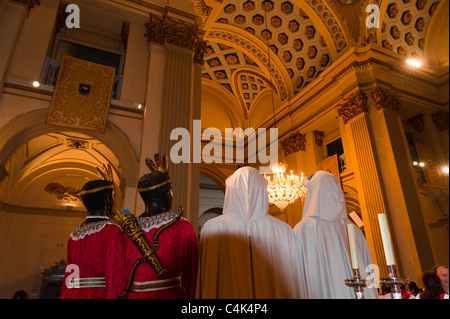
[262,1,306,211]
[265,160,306,211]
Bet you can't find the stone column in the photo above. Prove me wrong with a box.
[369,86,434,282]
[133,43,166,215]
[337,89,391,278]
[158,44,194,219]
[280,132,307,227]
[143,14,206,229]
[0,1,28,95]
[7,0,59,83]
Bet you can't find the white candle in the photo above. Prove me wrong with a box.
[378,213,396,265]
[347,223,359,269]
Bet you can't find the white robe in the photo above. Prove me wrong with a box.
[293,170,378,299]
[196,166,306,299]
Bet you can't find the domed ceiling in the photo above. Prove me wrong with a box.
[196,0,443,123]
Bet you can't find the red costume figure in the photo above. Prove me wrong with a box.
[118,154,198,299]
[59,164,127,299]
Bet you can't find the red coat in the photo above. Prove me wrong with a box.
[59,221,127,299]
[123,212,198,299]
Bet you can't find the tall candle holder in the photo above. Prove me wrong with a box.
[344,268,367,299]
[379,264,409,299]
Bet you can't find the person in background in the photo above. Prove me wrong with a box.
[406,281,422,297]
[416,270,449,299]
[12,290,28,299]
[432,265,449,294]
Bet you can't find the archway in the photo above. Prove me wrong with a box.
[0,109,139,210]
[198,174,225,236]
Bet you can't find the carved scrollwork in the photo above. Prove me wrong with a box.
[313,131,325,147]
[370,87,401,111]
[145,13,202,50]
[408,113,425,132]
[336,90,368,124]
[281,132,306,157]
[431,110,449,132]
[44,183,81,202]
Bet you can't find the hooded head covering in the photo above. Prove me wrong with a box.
[222,166,269,223]
[293,170,378,299]
[196,166,305,299]
[302,170,347,222]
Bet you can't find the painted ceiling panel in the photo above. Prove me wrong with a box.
[380,0,440,58]
[202,0,334,117]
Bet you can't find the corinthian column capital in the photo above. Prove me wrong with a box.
[336,90,368,124]
[370,87,401,112]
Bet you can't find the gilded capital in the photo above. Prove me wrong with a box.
[313,131,325,147]
[281,132,306,157]
[193,39,208,65]
[431,110,449,132]
[408,113,424,132]
[336,90,368,124]
[11,0,40,11]
[370,87,401,111]
[145,13,201,51]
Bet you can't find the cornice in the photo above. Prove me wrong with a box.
[2,81,144,114]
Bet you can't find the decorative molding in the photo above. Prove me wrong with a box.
[55,2,68,33]
[206,30,288,101]
[11,0,40,11]
[0,161,9,183]
[193,39,208,65]
[233,70,276,120]
[121,21,130,49]
[431,110,449,132]
[281,131,306,157]
[336,89,368,124]
[328,0,367,42]
[313,130,325,147]
[3,81,53,95]
[370,86,401,111]
[3,81,144,114]
[144,13,201,52]
[194,0,213,27]
[44,183,81,202]
[408,113,425,132]
[304,0,346,51]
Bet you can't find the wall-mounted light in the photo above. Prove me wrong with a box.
[442,166,449,174]
[419,162,425,167]
[32,81,40,87]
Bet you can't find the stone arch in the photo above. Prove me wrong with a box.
[0,108,138,183]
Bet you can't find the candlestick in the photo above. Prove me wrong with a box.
[379,264,409,299]
[378,213,396,265]
[347,223,359,270]
[344,268,367,299]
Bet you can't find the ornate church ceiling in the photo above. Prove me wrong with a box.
[197,0,442,120]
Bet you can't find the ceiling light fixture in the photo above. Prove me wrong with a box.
[261,1,306,211]
[406,58,423,68]
[32,81,40,87]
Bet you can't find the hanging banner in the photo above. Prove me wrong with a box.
[46,55,115,132]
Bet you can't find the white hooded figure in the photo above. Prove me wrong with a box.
[196,166,306,299]
[293,170,378,299]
